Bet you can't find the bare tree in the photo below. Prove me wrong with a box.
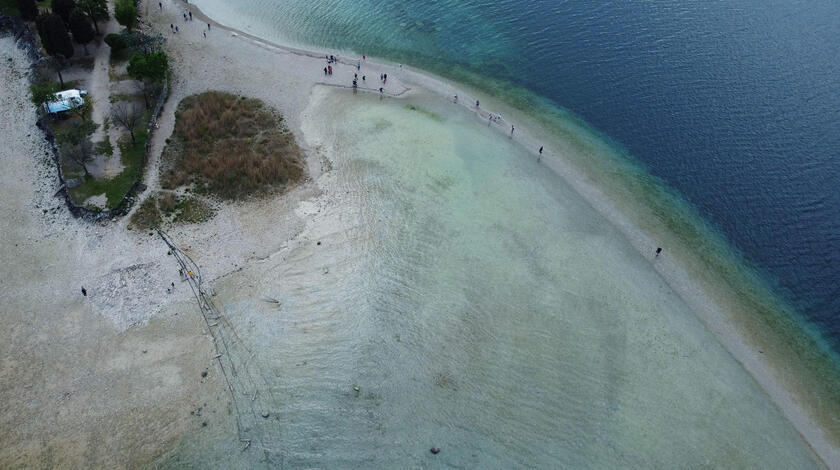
[68,94,93,122]
[112,103,143,145]
[56,120,97,176]
[61,138,95,176]
[133,79,156,110]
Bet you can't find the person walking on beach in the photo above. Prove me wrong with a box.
[362,75,366,81]
[175,25,179,33]
[324,66,328,75]
[454,93,458,102]
[379,87,383,94]
[189,11,192,20]
[203,31,206,38]
[81,286,87,297]
[538,146,543,162]
[183,12,187,21]
[655,247,662,257]
[354,73,357,80]
[158,1,162,9]
[328,65,333,75]
[476,100,480,107]
[510,125,515,136]
[208,23,211,30]
[357,62,361,70]
[170,24,174,31]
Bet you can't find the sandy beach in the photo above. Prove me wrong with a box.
[1,0,838,467]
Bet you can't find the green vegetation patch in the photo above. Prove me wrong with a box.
[94,136,113,156]
[68,129,147,210]
[160,91,304,200]
[128,191,215,229]
[128,195,161,230]
[172,196,214,224]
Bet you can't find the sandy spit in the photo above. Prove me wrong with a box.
[0,0,837,465]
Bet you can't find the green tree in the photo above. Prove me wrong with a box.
[17,0,38,21]
[41,14,74,58]
[30,82,60,108]
[40,13,74,86]
[127,51,168,83]
[114,0,137,31]
[68,9,95,54]
[35,13,52,47]
[75,0,108,35]
[51,0,76,24]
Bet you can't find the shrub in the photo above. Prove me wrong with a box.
[103,33,124,50]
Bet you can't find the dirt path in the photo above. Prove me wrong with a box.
[86,6,125,179]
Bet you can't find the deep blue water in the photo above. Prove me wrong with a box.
[195,0,840,348]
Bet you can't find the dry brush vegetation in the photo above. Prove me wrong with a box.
[160,91,304,200]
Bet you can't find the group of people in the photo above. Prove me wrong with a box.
[163,2,211,38]
[322,54,382,92]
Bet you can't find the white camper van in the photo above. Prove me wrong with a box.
[43,89,88,115]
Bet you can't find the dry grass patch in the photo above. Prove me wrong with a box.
[160,92,304,200]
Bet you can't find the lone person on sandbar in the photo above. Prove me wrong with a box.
[655,247,662,257]
[81,287,87,297]
[510,125,515,136]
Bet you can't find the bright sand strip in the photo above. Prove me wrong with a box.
[0,0,836,466]
[175,2,840,468]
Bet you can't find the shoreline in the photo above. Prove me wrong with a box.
[1,0,837,464]
[180,2,840,465]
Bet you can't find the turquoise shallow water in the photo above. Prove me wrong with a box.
[191,0,840,354]
[156,89,821,468]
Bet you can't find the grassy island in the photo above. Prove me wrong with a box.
[160,91,304,200]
